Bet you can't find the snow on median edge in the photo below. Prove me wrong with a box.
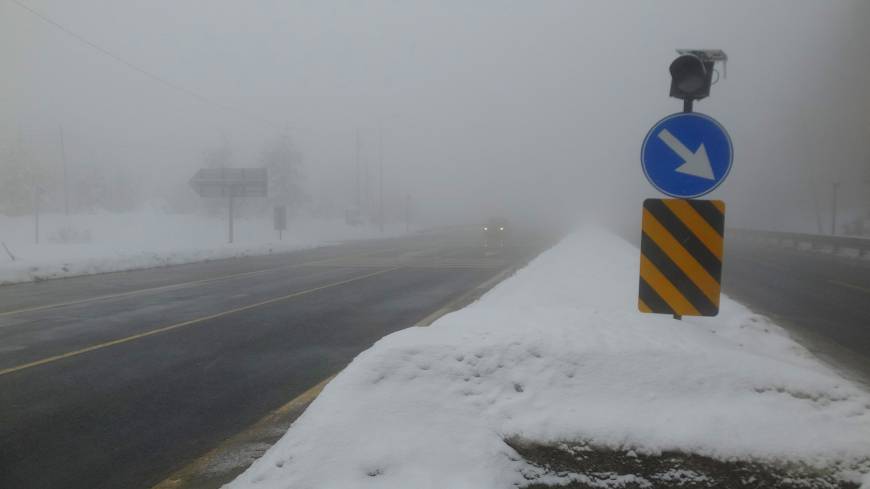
[224,226,870,489]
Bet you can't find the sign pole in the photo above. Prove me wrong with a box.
[273,206,287,241]
[676,97,691,321]
[638,49,730,322]
[189,168,268,244]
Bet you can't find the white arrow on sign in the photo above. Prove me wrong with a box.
[657,128,715,180]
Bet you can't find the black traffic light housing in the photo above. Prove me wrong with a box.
[669,55,714,101]
[668,49,727,112]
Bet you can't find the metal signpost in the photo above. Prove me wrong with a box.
[638,49,730,319]
[189,168,268,243]
[274,205,287,240]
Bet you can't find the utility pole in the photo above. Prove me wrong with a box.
[404,193,411,233]
[22,128,40,244]
[355,130,361,210]
[228,192,235,244]
[59,125,69,215]
[30,165,39,245]
[378,125,384,233]
[813,182,824,235]
[33,188,40,245]
[363,136,369,221]
[865,173,870,235]
[226,167,235,244]
[832,181,840,236]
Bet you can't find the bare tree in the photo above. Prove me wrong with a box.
[261,135,306,215]
[199,135,235,216]
[0,136,46,216]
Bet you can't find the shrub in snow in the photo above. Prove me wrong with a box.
[47,225,92,244]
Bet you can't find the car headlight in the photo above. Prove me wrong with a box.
[499,227,504,231]
[483,227,488,231]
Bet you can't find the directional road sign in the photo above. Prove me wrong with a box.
[274,205,287,231]
[189,167,268,244]
[638,198,725,317]
[189,168,268,198]
[641,113,732,198]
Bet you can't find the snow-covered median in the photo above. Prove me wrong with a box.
[0,212,399,284]
[226,227,870,489]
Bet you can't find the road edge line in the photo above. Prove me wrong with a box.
[150,375,336,489]
[414,265,518,327]
[149,256,533,489]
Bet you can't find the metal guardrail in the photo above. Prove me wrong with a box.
[728,228,870,257]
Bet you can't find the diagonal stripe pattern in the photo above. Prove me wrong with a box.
[638,198,725,317]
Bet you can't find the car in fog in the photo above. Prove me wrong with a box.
[482,218,509,248]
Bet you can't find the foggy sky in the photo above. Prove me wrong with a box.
[2,0,868,231]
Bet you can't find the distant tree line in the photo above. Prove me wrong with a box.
[0,134,307,218]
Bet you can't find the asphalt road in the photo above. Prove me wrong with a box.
[0,228,548,489]
[724,239,870,387]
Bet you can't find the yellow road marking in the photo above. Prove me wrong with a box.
[151,375,336,489]
[643,209,720,306]
[154,262,525,488]
[413,266,516,327]
[0,248,403,317]
[662,199,723,259]
[639,255,700,315]
[0,268,398,377]
[828,280,870,295]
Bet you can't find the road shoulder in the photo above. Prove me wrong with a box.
[149,263,522,489]
[151,377,333,489]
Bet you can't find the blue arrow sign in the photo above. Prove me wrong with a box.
[641,112,733,198]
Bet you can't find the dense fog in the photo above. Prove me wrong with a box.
[2,0,869,236]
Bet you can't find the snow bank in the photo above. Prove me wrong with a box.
[226,227,870,489]
[0,212,399,284]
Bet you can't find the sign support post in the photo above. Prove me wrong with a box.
[637,49,730,321]
[188,168,268,244]
[273,206,287,241]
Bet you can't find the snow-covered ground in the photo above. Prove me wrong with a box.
[0,211,400,284]
[226,227,870,489]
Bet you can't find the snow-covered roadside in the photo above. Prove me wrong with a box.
[0,212,401,284]
[225,227,870,489]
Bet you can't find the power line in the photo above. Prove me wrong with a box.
[8,0,281,130]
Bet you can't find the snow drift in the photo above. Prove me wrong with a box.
[225,227,870,489]
[0,211,399,284]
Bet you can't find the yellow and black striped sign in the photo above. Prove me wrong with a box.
[639,198,725,316]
